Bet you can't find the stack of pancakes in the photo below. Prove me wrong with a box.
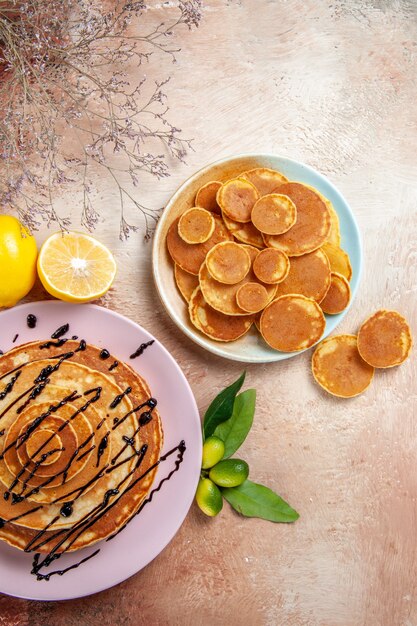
[0,340,163,555]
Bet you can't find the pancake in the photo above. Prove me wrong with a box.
[178,208,215,244]
[174,264,199,302]
[251,194,296,235]
[236,282,269,313]
[275,249,331,302]
[357,310,413,368]
[199,248,277,316]
[189,287,253,342]
[221,211,265,248]
[0,339,163,557]
[320,242,352,281]
[167,214,232,275]
[252,248,290,284]
[319,272,351,314]
[217,178,259,223]
[206,242,251,285]
[304,184,341,246]
[260,295,325,352]
[240,167,288,196]
[195,181,222,215]
[312,334,374,397]
[263,183,331,256]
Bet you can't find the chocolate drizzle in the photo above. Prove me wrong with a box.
[0,371,21,401]
[96,433,109,467]
[108,360,118,371]
[27,315,37,329]
[109,387,131,409]
[40,339,68,349]
[51,324,69,339]
[99,349,110,360]
[129,340,155,359]
[12,334,19,343]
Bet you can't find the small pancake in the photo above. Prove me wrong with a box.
[178,207,215,244]
[252,248,290,284]
[174,264,199,302]
[199,260,276,316]
[321,242,352,281]
[304,184,341,246]
[222,211,264,248]
[206,241,251,285]
[240,167,288,196]
[275,249,331,302]
[217,178,259,223]
[189,287,253,342]
[319,272,350,315]
[251,194,297,235]
[236,282,269,313]
[167,215,232,275]
[357,310,413,368]
[326,202,341,246]
[195,181,222,215]
[260,294,325,352]
[263,183,331,256]
[312,335,374,397]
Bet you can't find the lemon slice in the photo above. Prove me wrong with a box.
[37,232,117,303]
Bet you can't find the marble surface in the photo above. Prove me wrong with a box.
[1,1,416,624]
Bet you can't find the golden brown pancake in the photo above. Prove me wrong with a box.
[320,242,352,281]
[217,178,259,223]
[260,294,325,351]
[189,287,253,342]
[357,310,413,368]
[222,211,265,248]
[240,167,288,196]
[236,282,269,313]
[252,248,290,284]
[303,185,341,246]
[195,181,222,215]
[167,215,232,275]
[178,208,215,244]
[251,194,296,235]
[206,242,251,285]
[319,272,351,315]
[0,339,163,555]
[263,183,331,256]
[275,249,331,302]
[174,264,199,303]
[312,334,374,397]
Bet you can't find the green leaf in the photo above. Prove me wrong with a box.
[203,372,246,440]
[213,389,256,458]
[222,479,299,523]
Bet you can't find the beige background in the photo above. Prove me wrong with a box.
[1,1,416,624]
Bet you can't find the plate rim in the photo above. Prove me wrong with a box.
[152,152,363,363]
[0,300,202,601]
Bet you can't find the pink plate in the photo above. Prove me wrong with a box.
[0,301,202,601]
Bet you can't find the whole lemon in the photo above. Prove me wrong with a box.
[0,215,38,308]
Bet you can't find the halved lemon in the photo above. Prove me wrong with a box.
[37,231,117,303]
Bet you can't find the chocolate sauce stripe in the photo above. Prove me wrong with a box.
[31,442,184,572]
[0,371,22,401]
[32,548,101,581]
[1,391,80,459]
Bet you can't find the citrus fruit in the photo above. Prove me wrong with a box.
[37,231,117,303]
[201,436,225,469]
[209,459,249,488]
[0,215,37,308]
[195,478,223,516]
